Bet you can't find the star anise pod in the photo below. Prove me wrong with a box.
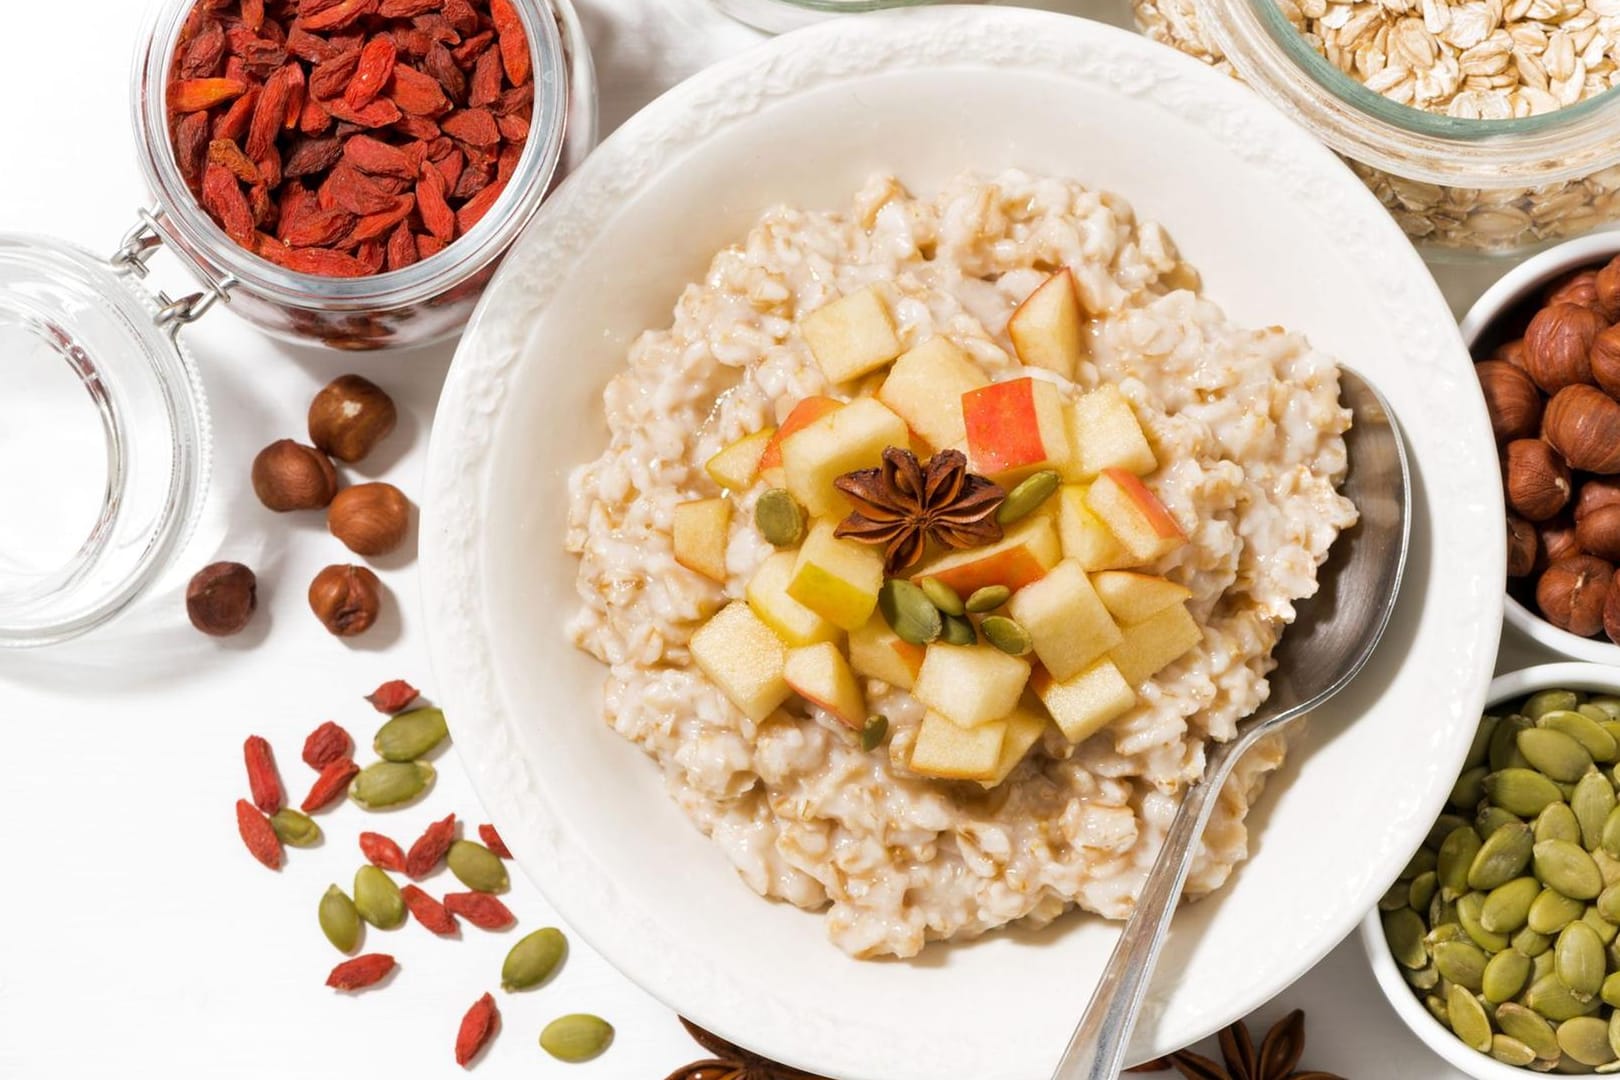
[663,1019,832,1080]
[833,447,1005,574]
[1164,1010,1345,1080]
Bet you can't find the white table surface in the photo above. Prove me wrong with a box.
[0,1,1562,1077]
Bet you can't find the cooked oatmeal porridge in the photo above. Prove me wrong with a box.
[565,170,1358,959]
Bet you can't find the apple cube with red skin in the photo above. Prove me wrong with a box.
[784,642,866,728]
[910,516,1062,597]
[877,336,988,452]
[1057,485,1135,571]
[706,428,776,491]
[746,551,842,648]
[688,602,790,723]
[1032,659,1138,743]
[962,377,1071,482]
[780,397,909,517]
[910,712,1007,781]
[847,617,926,689]
[979,705,1050,788]
[786,521,885,631]
[1005,559,1123,681]
[759,397,841,487]
[672,498,731,583]
[1091,571,1191,625]
[1109,602,1203,686]
[1086,469,1186,564]
[913,643,1030,729]
[1007,269,1084,380]
[1063,384,1157,481]
[800,286,904,385]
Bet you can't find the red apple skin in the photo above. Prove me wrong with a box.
[759,396,842,472]
[890,639,926,678]
[920,548,1051,597]
[964,379,1047,474]
[1100,468,1183,540]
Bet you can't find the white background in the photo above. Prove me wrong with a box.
[0,0,1553,1076]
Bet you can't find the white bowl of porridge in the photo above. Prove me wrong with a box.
[422,8,1504,1078]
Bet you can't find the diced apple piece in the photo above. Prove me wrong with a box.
[910,712,1006,781]
[1057,485,1135,571]
[848,617,925,689]
[1109,602,1203,686]
[1091,571,1192,626]
[910,516,1062,597]
[689,602,790,722]
[746,551,842,648]
[780,398,909,517]
[1086,469,1186,563]
[784,642,866,728]
[963,377,1071,482]
[1007,269,1083,380]
[672,498,731,583]
[1063,384,1157,481]
[914,643,1030,729]
[1005,560,1122,681]
[980,705,1050,788]
[706,428,776,490]
[759,396,842,485]
[800,286,904,384]
[1032,659,1137,743]
[786,521,884,631]
[877,336,989,451]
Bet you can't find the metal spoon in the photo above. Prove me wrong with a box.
[1050,368,1411,1080]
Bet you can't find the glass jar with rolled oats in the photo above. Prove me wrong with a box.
[1135,0,1620,255]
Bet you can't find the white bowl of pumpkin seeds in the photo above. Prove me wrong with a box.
[1363,662,1620,1076]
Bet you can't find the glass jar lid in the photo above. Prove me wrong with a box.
[0,234,209,647]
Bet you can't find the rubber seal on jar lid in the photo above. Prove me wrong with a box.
[0,233,210,647]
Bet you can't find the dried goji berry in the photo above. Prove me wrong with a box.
[406,813,457,879]
[450,31,495,68]
[180,19,227,79]
[301,757,360,812]
[359,831,407,872]
[244,64,295,160]
[390,64,452,117]
[243,735,284,814]
[385,223,419,271]
[239,0,264,32]
[355,239,386,274]
[443,0,480,35]
[379,0,440,14]
[302,0,380,33]
[210,85,259,142]
[281,64,306,132]
[344,36,397,110]
[170,77,248,113]
[282,206,355,248]
[477,824,512,859]
[320,163,399,215]
[366,679,420,713]
[351,195,416,243]
[495,113,528,147]
[425,43,468,105]
[489,0,530,86]
[343,134,415,178]
[455,993,500,1067]
[401,885,458,935]
[236,798,283,870]
[416,164,455,242]
[441,108,498,148]
[468,47,502,110]
[308,48,361,99]
[443,892,515,931]
[301,720,353,770]
[208,138,260,183]
[285,136,344,177]
[298,95,333,135]
[326,953,396,991]
[202,163,255,244]
[175,111,210,188]
[326,95,403,129]
[455,177,506,233]
[417,234,447,259]
[286,25,340,64]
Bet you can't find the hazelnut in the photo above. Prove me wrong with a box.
[1544,385,1620,474]
[1607,579,1620,644]
[252,440,338,512]
[1505,438,1572,521]
[1547,270,1604,312]
[1524,302,1604,394]
[1507,513,1538,577]
[309,564,382,637]
[328,482,411,556]
[1494,338,1530,372]
[1537,554,1614,637]
[1538,517,1582,574]
[1577,504,1620,561]
[1476,360,1544,443]
[1577,478,1620,521]
[309,374,397,464]
[1591,323,1620,399]
[1597,256,1620,322]
[186,562,257,636]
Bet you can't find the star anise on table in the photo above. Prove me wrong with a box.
[833,447,1005,574]
[663,1019,832,1080]
[1128,1010,1345,1080]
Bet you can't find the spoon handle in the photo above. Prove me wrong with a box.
[1048,737,1245,1080]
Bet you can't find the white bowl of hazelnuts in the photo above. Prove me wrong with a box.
[1461,232,1620,664]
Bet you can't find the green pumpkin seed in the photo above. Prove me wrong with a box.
[1424,994,1451,1028]
[539,1015,613,1063]
[1482,876,1542,933]
[1529,887,1587,935]
[981,616,1032,657]
[1584,703,1615,724]
[1537,802,1583,845]
[860,715,888,752]
[1604,972,1620,1008]
[1526,691,1581,721]
[1598,850,1620,887]
[1431,892,1459,931]
[1536,840,1604,899]
[1558,920,1609,996]
[1492,715,1533,771]
[754,489,806,547]
[1593,697,1620,719]
[270,808,322,847]
[1428,813,1473,849]
[348,761,434,810]
[879,579,942,646]
[1384,907,1429,969]
[1470,823,1535,891]
[1451,765,1488,810]
[1458,892,1511,951]
[353,865,405,930]
[1377,882,1409,912]
[1586,906,1620,944]
[1574,773,1617,851]
[1401,847,1437,882]
[939,613,976,646]
[1438,826,1483,899]
[1485,770,1565,818]
[1519,727,1596,782]
[1484,948,1533,1003]
[1477,805,1523,838]
[1514,926,1553,957]
[1434,940,1489,991]
[1600,885,1620,923]
[1527,972,1603,1021]
[964,585,1011,614]
[1611,1009,1620,1061]
[1560,1016,1619,1066]
[502,927,567,991]
[918,577,965,616]
[373,707,449,763]
[319,885,361,953]
[996,470,1061,525]
[1603,806,1620,859]
[1497,1003,1562,1060]
[446,840,508,894]
[1467,716,1500,771]
[1409,871,1438,913]
[1490,1034,1538,1067]
[1532,947,1557,984]
[1404,965,1440,990]
[1447,984,1493,1052]
[1542,709,1620,764]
